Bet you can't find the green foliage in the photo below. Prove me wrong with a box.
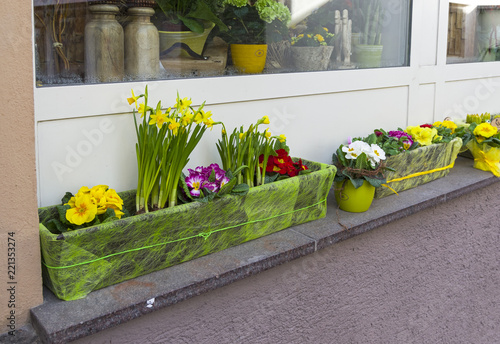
[215,1,291,44]
[154,0,227,32]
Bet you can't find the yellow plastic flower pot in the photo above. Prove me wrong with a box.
[334,179,375,213]
[230,44,267,74]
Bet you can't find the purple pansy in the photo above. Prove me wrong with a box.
[185,172,206,197]
[185,163,229,197]
[388,130,413,150]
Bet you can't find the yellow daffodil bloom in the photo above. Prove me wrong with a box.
[66,194,98,226]
[203,117,215,128]
[127,90,140,109]
[239,132,246,140]
[138,103,147,118]
[265,129,271,139]
[149,109,167,129]
[176,97,192,110]
[181,111,194,126]
[278,134,286,143]
[262,116,270,124]
[169,120,180,135]
[474,122,497,139]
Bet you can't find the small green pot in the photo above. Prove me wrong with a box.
[334,179,375,213]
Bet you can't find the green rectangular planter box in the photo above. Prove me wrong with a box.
[375,138,462,198]
[38,159,335,301]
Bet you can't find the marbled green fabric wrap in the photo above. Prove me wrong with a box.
[375,138,462,198]
[38,159,335,301]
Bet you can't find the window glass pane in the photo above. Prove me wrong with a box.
[33,0,412,87]
[447,1,500,63]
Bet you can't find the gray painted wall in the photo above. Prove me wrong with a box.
[73,182,500,344]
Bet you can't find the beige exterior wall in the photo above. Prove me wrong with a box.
[0,1,43,333]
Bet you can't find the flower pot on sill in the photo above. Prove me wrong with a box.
[230,44,268,74]
[290,45,334,72]
[374,137,462,198]
[466,140,500,177]
[352,44,383,68]
[334,179,375,213]
[159,21,215,58]
[38,159,336,301]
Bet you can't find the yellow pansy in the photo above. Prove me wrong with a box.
[315,34,325,43]
[433,120,457,133]
[90,185,109,215]
[406,126,437,146]
[65,194,98,226]
[474,122,497,139]
[104,189,124,218]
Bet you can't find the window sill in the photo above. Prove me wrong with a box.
[30,157,499,344]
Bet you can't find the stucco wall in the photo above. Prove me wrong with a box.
[0,1,43,333]
[73,182,500,344]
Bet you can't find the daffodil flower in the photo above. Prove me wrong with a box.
[138,103,147,118]
[127,89,140,109]
[262,116,270,124]
[278,134,286,143]
[149,109,167,129]
[168,120,180,135]
[176,97,192,111]
[265,129,271,139]
[203,117,215,128]
[181,111,194,126]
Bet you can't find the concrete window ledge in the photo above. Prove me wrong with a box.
[28,157,499,344]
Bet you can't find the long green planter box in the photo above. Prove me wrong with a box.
[375,138,462,198]
[38,159,336,301]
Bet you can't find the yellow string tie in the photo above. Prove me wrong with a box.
[381,161,455,195]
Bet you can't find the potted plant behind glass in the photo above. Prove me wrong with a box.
[154,0,227,58]
[351,0,384,68]
[332,138,389,212]
[290,26,335,72]
[216,0,291,74]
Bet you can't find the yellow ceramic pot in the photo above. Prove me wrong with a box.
[159,21,215,58]
[334,179,375,213]
[230,44,267,74]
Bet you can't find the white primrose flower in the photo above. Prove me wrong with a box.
[367,144,386,167]
[342,140,370,160]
